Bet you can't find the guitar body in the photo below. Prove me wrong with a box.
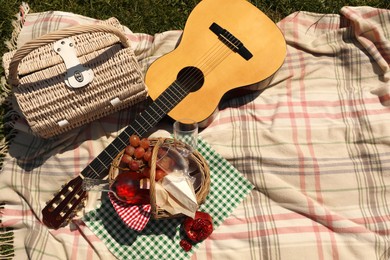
[42,0,286,229]
[145,0,286,125]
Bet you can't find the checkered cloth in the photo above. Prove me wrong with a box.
[84,137,253,259]
[108,193,152,232]
[1,4,390,260]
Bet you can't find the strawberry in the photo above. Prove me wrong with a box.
[183,211,213,242]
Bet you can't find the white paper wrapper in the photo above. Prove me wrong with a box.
[155,171,198,218]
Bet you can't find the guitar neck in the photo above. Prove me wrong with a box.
[81,81,187,179]
[42,80,189,229]
[42,0,287,229]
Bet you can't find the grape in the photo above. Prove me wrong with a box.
[155,169,167,181]
[143,149,152,162]
[123,136,155,173]
[141,167,166,181]
[140,138,150,149]
[121,154,132,164]
[125,145,135,156]
[129,160,140,171]
[134,147,145,159]
[157,156,173,173]
[129,135,140,147]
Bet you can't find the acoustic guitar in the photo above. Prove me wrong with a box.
[42,0,286,229]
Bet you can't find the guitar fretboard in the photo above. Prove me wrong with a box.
[81,80,188,179]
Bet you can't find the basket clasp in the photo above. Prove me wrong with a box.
[54,38,94,89]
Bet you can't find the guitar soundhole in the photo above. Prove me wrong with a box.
[177,66,204,92]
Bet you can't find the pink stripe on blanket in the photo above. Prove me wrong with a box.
[211,224,373,241]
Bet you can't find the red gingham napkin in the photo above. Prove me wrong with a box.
[108,193,151,231]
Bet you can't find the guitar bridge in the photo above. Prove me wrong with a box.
[209,22,253,60]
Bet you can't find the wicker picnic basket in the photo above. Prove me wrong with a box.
[109,138,211,219]
[3,18,147,138]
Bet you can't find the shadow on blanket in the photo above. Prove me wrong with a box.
[90,196,181,245]
[6,99,147,171]
[7,85,265,171]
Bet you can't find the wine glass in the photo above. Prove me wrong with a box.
[173,118,198,155]
[82,143,194,203]
[82,171,150,205]
[172,119,203,190]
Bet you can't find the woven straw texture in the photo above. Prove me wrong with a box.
[109,138,211,219]
[3,18,147,138]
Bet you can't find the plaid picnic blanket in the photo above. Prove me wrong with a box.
[1,3,390,260]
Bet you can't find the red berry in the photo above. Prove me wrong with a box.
[157,156,173,173]
[134,147,145,159]
[155,169,167,181]
[183,211,213,242]
[129,160,140,171]
[180,239,192,252]
[125,145,135,156]
[129,135,140,147]
[121,154,132,164]
[140,138,150,149]
[143,149,152,162]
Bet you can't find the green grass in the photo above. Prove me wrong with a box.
[1,0,390,57]
[0,0,389,258]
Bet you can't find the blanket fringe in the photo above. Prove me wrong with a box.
[0,3,28,259]
[0,79,19,166]
[4,2,30,51]
[0,204,15,259]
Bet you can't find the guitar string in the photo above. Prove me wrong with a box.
[82,33,242,180]
[50,36,241,222]
[64,34,241,214]
[83,45,231,179]
[82,37,237,180]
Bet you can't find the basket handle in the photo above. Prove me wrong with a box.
[149,138,165,218]
[8,24,131,86]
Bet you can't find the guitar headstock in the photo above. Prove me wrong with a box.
[42,175,87,229]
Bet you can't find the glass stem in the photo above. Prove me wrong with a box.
[82,178,110,192]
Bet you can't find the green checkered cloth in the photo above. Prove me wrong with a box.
[83,137,254,259]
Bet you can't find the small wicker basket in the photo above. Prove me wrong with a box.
[109,138,210,219]
[3,18,147,138]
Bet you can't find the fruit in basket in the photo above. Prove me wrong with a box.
[143,149,152,161]
[123,135,151,171]
[134,146,146,159]
[129,160,140,171]
[121,135,189,184]
[122,135,174,181]
[157,155,174,172]
[125,145,135,156]
[142,167,167,181]
[140,138,150,149]
[155,168,168,181]
[183,211,213,242]
[121,153,133,164]
[129,134,141,147]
